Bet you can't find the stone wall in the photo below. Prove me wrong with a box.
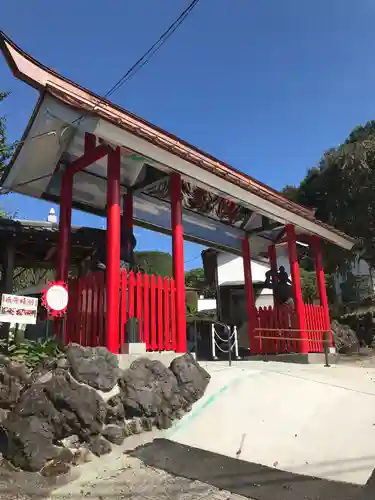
[0,344,210,476]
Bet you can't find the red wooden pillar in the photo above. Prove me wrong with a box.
[170,172,186,353]
[57,171,73,283]
[286,224,308,354]
[122,188,133,244]
[268,244,278,305]
[106,147,121,354]
[311,236,332,340]
[242,236,258,353]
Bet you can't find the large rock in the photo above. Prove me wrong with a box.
[0,356,29,408]
[169,353,210,405]
[2,370,106,471]
[331,319,359,354]
[4,414,74,472]
[102,424,125,445]
[118,358,183,427]
[87,435,112,456]
[66,344,120,391]
[105,395,126,425]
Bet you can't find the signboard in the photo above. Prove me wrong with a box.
[0,294,38,324]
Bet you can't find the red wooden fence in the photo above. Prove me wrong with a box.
[255,303,328,354]
[304,303,326,352]
[66,271,176,351]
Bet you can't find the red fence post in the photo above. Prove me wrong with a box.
[171,172,187,353]
[157,276,164,351]
[120,270,128,348]
[286,224,308,354]
[136,272,143,341]
[150,275,157,350]
[143,274,150,350]
[164,277,171,350]
[128,271,135,319]
[170,278,177,351]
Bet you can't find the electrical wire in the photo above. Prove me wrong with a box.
[105,0,201,97]
[0,0,202,158]
[184,254,203,265]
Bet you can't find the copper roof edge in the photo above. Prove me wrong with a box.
[0,31,354,245]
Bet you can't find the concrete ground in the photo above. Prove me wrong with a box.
[166,359,375,486]
[50,432,247,500]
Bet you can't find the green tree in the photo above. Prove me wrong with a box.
[0,92,12,172]
[185,267,215,298]
[134,251,173,277]
[282,120,375,273]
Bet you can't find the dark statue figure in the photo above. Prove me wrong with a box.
[93,226,137,273]
[264,265,293,305]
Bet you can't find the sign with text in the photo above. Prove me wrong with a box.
[0,294,38,324]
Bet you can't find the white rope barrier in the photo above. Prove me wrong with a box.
[211,323,240,361]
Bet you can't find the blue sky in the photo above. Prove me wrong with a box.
[1,0,375,269]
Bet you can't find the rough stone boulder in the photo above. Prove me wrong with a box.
[102,424,126,445]
[331,319,359,354]
[118,358,184,428]
[66,344,120,391]
[169,353,211,405]
[105,394,126,425]
[0,348,211,473]
[0,355,29,409]
[2,369,106,471]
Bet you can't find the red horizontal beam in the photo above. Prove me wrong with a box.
[67,143,112,177]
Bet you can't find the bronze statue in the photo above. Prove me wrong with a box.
[264,266,293,304]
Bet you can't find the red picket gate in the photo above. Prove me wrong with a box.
[255,305,299,354]
[65,272,105,347]
[304,303,326,352]
[255,303,328,354]
[65,270,177,351]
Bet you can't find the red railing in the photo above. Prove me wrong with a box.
[66,271,177,351]
[304,303,326,352]
[66,272,105,347]
[255,305,299,354]
[255,303,328,354]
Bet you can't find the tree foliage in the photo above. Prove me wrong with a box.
[0,92,12,172]
[184,267,215,298]
[134,251,173,277]
[282,120,375,272]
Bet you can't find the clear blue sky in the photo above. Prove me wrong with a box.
[1,0,375,269]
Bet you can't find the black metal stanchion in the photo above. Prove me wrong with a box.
[228,325,232,367]
[323,331,330,367]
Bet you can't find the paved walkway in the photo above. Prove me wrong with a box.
[166,360,375,485]
[52,454,247,500]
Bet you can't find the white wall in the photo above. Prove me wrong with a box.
[217,247,290,293]
[197,298,217,312]
[335,257,375,300]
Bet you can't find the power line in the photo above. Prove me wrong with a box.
[105,0,201,97]
[184,254,202,265]
[0,0,202,158]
